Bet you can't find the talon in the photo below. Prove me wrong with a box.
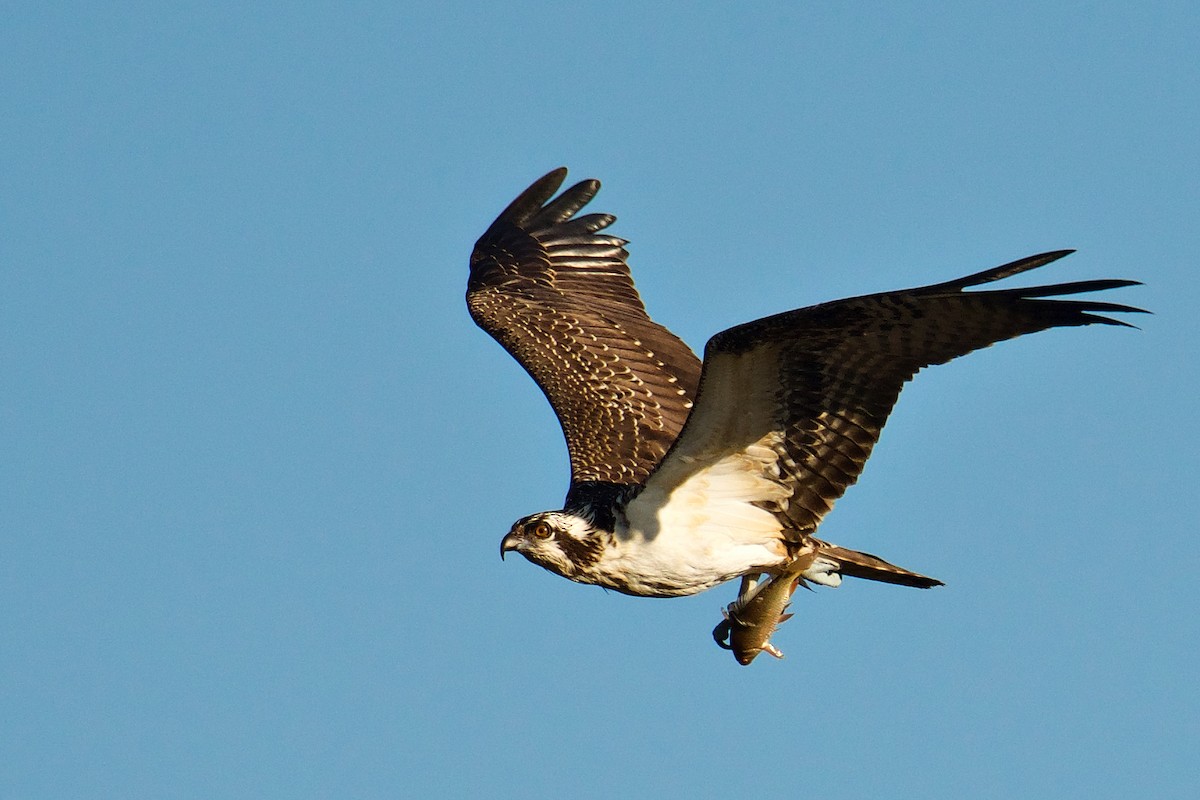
[724,607,749,627]
[761,642,785,659]
[726,575,770,618]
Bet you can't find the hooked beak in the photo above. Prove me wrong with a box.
[500,531,521,560]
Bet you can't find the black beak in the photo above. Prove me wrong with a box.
[500,532,521,560]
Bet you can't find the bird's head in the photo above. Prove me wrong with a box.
[500,511,606,579]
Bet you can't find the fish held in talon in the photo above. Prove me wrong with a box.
[714,573,801,665]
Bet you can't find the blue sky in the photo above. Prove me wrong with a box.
[2,2,1196,798]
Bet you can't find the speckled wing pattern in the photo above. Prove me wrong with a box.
[639,250,1144,540]
[468,169,702,495]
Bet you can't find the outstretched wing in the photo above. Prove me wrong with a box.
[468,169,702,494]
[631,250,1144,539]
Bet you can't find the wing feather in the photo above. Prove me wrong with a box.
[467,169,702,492]
[634,251,1145,537]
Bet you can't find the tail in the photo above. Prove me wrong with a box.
[817,542,943,589]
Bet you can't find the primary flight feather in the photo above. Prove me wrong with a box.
[467,168,1143,664]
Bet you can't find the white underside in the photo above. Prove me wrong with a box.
[600,438,793,596]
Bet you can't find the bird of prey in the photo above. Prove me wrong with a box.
[467,168,1142,665]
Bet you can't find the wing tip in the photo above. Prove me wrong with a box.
[484,167,571,232]
[926,249,1077,292]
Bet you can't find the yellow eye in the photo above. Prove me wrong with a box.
[531,521,552,539]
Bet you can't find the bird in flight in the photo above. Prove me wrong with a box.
[467,168,1142,664]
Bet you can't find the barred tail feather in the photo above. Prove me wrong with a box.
[817,543,944,589]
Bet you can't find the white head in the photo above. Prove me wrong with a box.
[500,511,606,580]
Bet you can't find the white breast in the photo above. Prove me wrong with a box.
[597,438,792,596]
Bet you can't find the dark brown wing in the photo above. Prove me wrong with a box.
[637,250,1144,537]
[468,169,702,494]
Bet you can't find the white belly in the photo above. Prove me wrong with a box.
[595,463,790,597]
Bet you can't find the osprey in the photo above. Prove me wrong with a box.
[467,168,1142,664]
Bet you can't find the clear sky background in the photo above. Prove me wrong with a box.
[3,2,1196,798]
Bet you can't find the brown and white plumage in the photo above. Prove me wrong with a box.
[469,168,1144,664]
[468,168,701,495]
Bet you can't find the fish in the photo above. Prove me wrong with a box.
[712,572,802,665]
[712,544,943,664]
